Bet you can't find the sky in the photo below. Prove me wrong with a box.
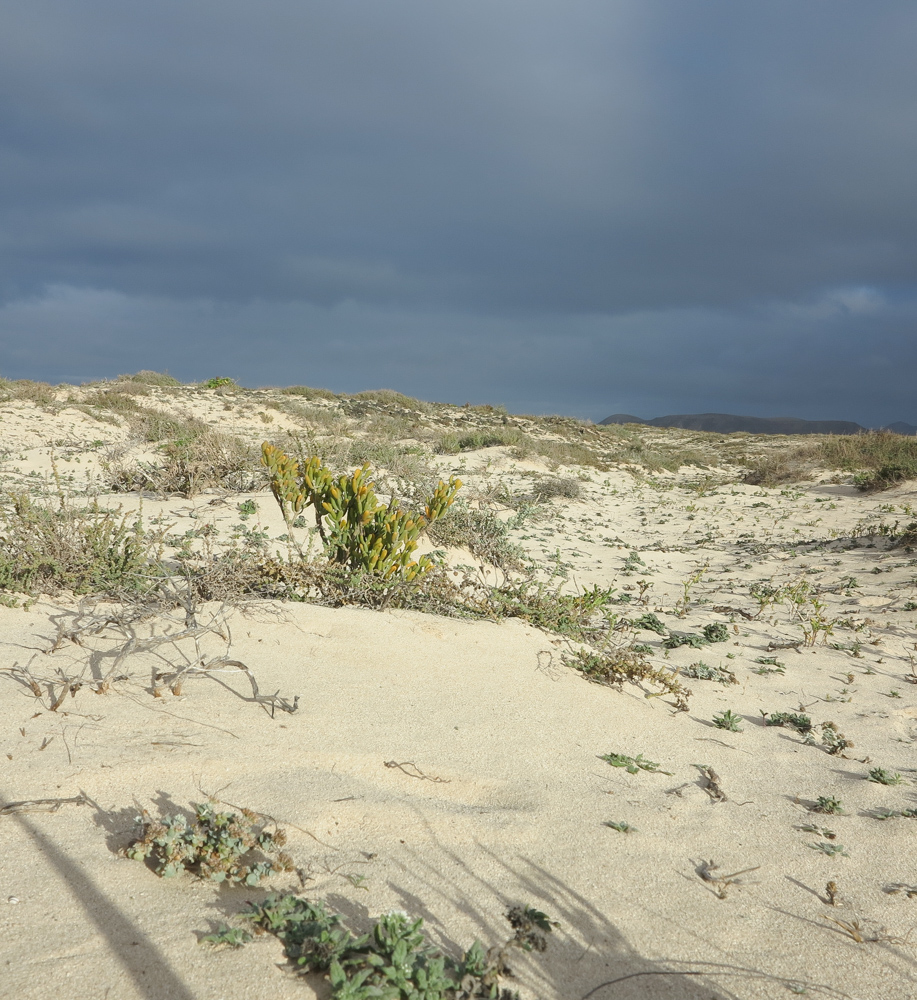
[1,1,916,425]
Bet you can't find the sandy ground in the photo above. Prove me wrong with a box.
[2,389,917,1000]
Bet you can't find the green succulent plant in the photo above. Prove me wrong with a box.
[262,442,461,581]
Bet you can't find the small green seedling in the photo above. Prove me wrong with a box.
[809,842,849,858]
[799,824,836,839]
[603,820,635,833]
[764,711,813,735]
[237,499,258,519]
[868,767,903,786]
[753,656,785,675]
[812,796,843,815]
[713,710,743,732]
[599,752,672,775]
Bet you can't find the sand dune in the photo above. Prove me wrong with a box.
[2,382,916,999]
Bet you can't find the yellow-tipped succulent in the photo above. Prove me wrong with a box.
[261,442,461,580]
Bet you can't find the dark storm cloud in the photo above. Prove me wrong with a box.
[1,1,916,420]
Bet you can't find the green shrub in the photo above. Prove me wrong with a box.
[262,442,461,581]
[0,494,162,596]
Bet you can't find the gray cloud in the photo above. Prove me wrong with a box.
[1,2,916,420]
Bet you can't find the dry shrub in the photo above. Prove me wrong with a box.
[426,500,526,570]
[104,410,259,497]
[351,388,431,412]
[563,647,691,711]
[742,450,818,486]
[278,385,339,401]
[0,380,57,407]
[532,476,583,500]
[118,370,182,387]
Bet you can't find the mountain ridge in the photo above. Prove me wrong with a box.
[599,412,916,435]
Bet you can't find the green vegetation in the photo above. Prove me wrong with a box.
[812,796,843,815]
[598,751,672,775]
[868,767,903,786]
[205,896,554,999]
[126,801,294,884]
[0,494,161,597]
[262,442,461,581]
[712,709,743,732]
[681,661,737,684]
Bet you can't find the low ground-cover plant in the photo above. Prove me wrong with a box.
[599,751,672,775]
[681,661,738,684]
[0,493,163,597]
[205,895,554,999]
[126,801,294,884]
[713,709,743,732]
[565,648,691,710]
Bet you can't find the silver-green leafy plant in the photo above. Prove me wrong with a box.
[126,801,293,885]
[712,709,743,732]
[204,894,555,999]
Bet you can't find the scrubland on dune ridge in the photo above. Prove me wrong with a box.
[2,373,917,1000]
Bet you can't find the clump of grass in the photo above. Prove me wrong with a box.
[819,431,917,491]
[425,499,526,570]
[811,796,844,815]
[490,582,615,642]
[117,370,181,387]
[0,493,162,597]
[105,411,257,497]
[126,800,294,884]
[350,388,431,412]
[868,767,903,786]
[278,385,339,400]
[745,431,917,492]
[0,379,57,407]
[434,428,523,453]
[564,648,691,710]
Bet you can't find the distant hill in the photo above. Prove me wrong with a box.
[599,412,875,435]
[885,421,917,436]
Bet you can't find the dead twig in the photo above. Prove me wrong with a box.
[696,859,760,899]
[383,760,450,783]
[1,794,88,816]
